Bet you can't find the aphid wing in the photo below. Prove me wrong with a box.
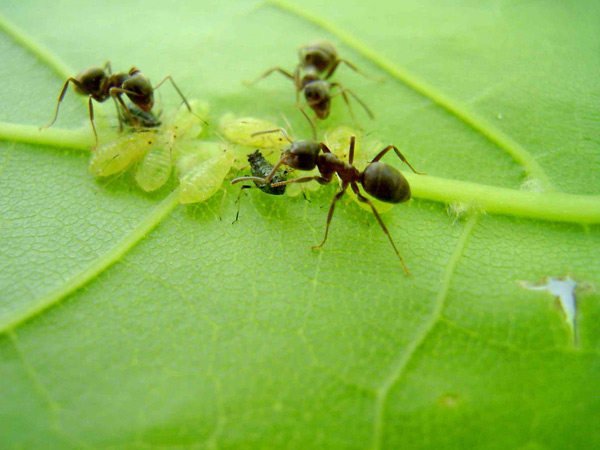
[179,151,235,204]
[135,145,172,192]
[90,132,156,176]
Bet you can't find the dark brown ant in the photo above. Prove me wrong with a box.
[245,41,375,129]
[298,40,379,82]
[231,130,424,274]
[41,62,194,147]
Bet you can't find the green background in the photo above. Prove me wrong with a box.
[1,0,599,448]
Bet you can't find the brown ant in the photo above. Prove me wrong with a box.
[231,130,424,274]
[245,41,376,130]
[41,62,195,147]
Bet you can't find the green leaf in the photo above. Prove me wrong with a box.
[1,1,599,448]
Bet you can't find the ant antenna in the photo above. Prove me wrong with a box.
[250,127,294,144]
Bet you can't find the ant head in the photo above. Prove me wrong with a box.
[361,162,411,204]
[285,140,322,171]
[300,40,337,72]
[304,81,331,119]
[75,67,108,96]
[123,71,154,112]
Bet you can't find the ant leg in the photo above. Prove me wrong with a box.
[370,145,425,174]
[312,184,348,250]
[104,61,112,74]
[231,155,290,186]
[331,83,374,120]
[243,67,295,86]
[325,59,383,82]
[87,96,99,149]
[153,75,193,113]
[41,78,88,129]
[109,88,143,131]
[348,136,356,165]
[250,127,294,143]
[299,107,317,140]
[271,175,330,188]
[350,182,409,275]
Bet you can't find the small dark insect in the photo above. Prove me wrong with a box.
[233,150,288,223]
[231,130,424,274]
[41,61,194,147]
[245,41,375,130]
[122,103,162,128]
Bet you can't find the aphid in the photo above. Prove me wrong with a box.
[122,103,162,128]
[42,62,194,147]
[89,130,158,177]
[246,41,375,129]
[219,115,289,150]
[231,130,424,274]
[233,150,288,223]
[177,142,235,204]
[91,100,208,192]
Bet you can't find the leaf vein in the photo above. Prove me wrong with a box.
[0,188,181,334]
[370,214,478,450]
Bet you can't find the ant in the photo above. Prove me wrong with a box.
[231,129,424,275]
[233,150,288,223]
[41,62,194,147]
[245,41,376,130]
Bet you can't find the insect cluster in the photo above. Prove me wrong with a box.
[42,41,424,273]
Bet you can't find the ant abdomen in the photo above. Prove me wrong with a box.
[361,162,411,204]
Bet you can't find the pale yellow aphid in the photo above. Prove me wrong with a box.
[219,114,289,150]
[90,100,209,192]
[135,145,172,192]
[324,126,393,213]
[134,100,208,192]
[177,141,235,204]
[90,130,158,177]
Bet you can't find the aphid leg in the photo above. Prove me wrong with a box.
[325,59,384,82]
[243,67,295,86]
[370,145,425,175]
[350,182,409,275]
[331,83,374,120]
[299,107,317,140]
[87,96,99,148]
[233,185,252,224]
[312,183,349,251]
[41,77,88,130]
[250,127,294,144]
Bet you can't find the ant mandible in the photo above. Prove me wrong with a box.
[231,129,424,274]
[42,62,194,148]
[245,41,376,130]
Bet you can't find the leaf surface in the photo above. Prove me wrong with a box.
[1,1,599,448]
